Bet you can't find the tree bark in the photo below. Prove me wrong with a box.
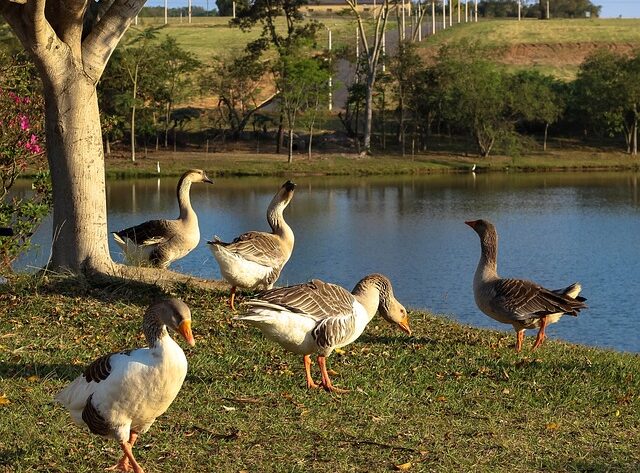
[43,65,113,272]
[543,122,549,151]
[1,0,147,275]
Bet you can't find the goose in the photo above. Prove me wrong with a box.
[208,180,296,310]
[113,169,213,268]
[236,273,411,393]
[55,299,195,473]
[465,219,587,352]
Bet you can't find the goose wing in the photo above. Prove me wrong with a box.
[490,278,587,321]
[114,220,174,246]
[221,231,287,268]
[252,279,356,320]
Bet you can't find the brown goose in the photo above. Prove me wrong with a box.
[208,180,296,310]
[55,299,195,473]
[465,219,587,352]
[236,273,411,393]
[113,169,213,268]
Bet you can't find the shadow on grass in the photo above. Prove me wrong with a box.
[0,362,84,382]
[7,273,228,310]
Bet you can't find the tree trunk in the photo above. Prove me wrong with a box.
[362,76,375,153]
[130,63,138,162]
[44,75,112,273]
[633,116,638,156]
[543,122,549,151]
[288,128,294,163]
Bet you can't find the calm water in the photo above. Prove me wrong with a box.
[14,172,640,353]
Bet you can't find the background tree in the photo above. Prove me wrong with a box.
[203,51,272,140]
[434,42,512,157]
[276,51,330,162]
[345,0,390,154]
[216,0,249,16]
[232,0,320,154]
[0,0,148,274]
[572,50,638,154]
[508,70,565,150]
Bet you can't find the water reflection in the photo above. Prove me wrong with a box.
[13,171,640,352]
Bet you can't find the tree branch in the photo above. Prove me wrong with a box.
[47,0,88,61]
[81,0,146,83]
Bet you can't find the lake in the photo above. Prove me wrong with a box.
[14,171,640,353]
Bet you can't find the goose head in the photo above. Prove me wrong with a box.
[273,180,296,208]
[147,298,195,346]
[183,169,214,185]
[465,219,498,246]
[353,274,412,336]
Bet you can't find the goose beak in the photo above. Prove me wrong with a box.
[465,220,478,229]
[397,316,412,336]
[202,173,214,184]
[178,320,195,346]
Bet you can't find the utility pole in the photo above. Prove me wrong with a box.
[546,0,550,19]
[465,0,468,22]
[449,0,452,26]
[188,0,192,23]
[164,0,168,25]
[475,0,478,22]
[457,0,461,23]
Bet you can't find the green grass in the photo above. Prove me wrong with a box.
[422,18,640,48]
[1,275,639,472]
[90,146,640,179]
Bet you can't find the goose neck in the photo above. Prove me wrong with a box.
[143,309,169,349]
[177,176,195,220]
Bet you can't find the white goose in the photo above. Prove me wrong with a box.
[113,169,213,268]
[208,180,296,310]
[55,299,195,473]
[236,273,411,393]
[466,219,587,352]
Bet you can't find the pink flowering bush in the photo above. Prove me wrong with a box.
[0,55,51,272]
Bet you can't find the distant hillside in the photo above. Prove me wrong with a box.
[417,18,640,79]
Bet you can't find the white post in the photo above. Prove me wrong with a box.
[189,0,192,23]
[164,0,168,25]
[382,29,386,72]
[233,1,236,18]
[443,0,446,30]
[546,0,550,19]
[432,1,436,34]
[328,28,333,111]
[475,0,478,21]
[465,0,468,22]
[401,0,406,41]
[518,0,521,21]
[418,2,422,41]
[457,0,461,23]
[449,0,453,26]
[156,161,160,173]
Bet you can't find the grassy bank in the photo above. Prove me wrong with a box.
[1,275,639,472]
[92,148,640,179]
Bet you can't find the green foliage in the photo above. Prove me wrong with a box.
[571,49,640,153]
[0,52,50,271]
[216,0,249,17]
[479,0,601,18]
[99,29,201,149]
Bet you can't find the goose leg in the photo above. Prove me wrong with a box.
[317,355,349,393]
[532,316,548,350]
[515,330,525,352]
[303,355,319,389]
[107,432,140,472]
[229,286,237,311]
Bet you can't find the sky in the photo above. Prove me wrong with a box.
[144,1,639,18]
